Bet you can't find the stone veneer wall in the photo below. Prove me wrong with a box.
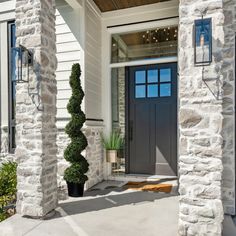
[178,0,235,235]
[0,127,14,163]
[57,125,104,200]
[221,0,236,215]
[118,68,125,136]
[15,0,58,217]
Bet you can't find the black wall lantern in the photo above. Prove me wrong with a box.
[194,17,212,65]
[12,45,33,83]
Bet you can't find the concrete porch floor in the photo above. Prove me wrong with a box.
[0,180,179,236]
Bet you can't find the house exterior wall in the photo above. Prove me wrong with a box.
[221,0,236,216]
[178,0,236,234]
[0,0,235,230]
[55,0,104,199]
[0,0,104,200]
[0,1,15,162]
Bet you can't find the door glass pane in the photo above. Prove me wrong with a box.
[147,69,158,83]
[135,71,145,84]
[160,83,171,97]
[148,84,158,98]
[135,85,146,98]
[160,68,171,82]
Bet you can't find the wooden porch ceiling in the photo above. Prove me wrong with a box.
[93,0,170,12]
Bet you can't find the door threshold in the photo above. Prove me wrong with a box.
[108,173,178,182]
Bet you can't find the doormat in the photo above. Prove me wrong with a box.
[123,181,172,193]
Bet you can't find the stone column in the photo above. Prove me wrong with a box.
[15,0,58,217]
[178,1,225,235]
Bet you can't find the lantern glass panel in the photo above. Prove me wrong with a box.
[194,18,212,65]
[11,45,32,83]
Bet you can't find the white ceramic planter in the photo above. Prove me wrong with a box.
[106,150,118,163]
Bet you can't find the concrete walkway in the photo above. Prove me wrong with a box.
[0,181,179,236]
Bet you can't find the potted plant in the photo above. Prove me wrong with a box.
[101,131,124,163]
[64,63,89,197]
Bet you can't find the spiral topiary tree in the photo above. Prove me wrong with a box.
[64,63,89,196]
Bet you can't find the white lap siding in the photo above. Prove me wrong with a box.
[84,2,102,120]
[55,5,83,128]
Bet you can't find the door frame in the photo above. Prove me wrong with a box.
[125,63,178,175]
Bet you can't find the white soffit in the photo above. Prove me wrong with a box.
[64,0,82,9]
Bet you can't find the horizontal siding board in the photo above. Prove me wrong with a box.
[55,71,71,81]
[57,90,71,100]
[56,24,71,35]
[56,15,66,25]
[57,80,71,90]
[57,99,68,109]
[57,33,77,44]
[57,51,80,62]
[57,60,80,71]
[57,108,70,118]
[57,41,81,53]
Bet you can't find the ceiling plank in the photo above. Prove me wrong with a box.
[93,0,170,12]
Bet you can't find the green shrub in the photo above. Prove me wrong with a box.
[0,162,17,196]
[101,131,124,150]
[64,64,89,184]
[0,161,17,222]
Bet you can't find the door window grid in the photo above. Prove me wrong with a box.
[135,68,172,98]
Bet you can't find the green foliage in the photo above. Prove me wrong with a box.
[64,162,88,184]
[0,162,17,196]
[0,162,17,222]
[101,131,124,150]
[64,63,89,184]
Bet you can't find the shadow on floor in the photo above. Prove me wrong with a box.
[54,189,178,219]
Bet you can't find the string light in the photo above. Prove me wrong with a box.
[140,26,178,44]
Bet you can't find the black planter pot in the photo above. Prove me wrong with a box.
[67,182,84,197]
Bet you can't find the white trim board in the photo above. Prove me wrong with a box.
[110,57,178,68]
[107,17,178,34]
